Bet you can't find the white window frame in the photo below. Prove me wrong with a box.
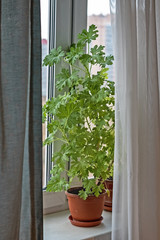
[43,0,87,215]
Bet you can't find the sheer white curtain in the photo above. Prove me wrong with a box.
[110,0,160,239]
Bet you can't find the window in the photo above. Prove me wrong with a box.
[87,0,114,80]
[41,0,49,189]
[87,0,114,180]
[41,0,114,215]
[41,0,87,214]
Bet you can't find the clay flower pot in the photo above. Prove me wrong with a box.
[104,179,113,212]
[65,187,106,227]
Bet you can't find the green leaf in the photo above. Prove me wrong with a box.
[99,68,109,79]
[92,184,103,197]
[42,105,47,123]
[46,176,69,192]
[65,44,84,65]
[78,189,88,200]
[43,46,65,66]
[90,45,106,66]
[106,189,110,197]
[56,101,77,119]
[43,133,55,146]
[56,69,80,91]
[105,55,114,65]
[77,24,98,44]
[80,54,92,66]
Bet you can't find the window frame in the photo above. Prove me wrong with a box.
[43,0,87,215]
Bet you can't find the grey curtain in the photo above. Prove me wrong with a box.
[0,0,43,240]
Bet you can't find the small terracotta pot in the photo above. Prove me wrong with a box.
[103,179,113,212]
[65,187,106,226]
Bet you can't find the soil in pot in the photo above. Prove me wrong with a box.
[104,179,113,212]
[65,187,106,227]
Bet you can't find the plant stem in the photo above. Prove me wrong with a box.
[72,64,87,73]
[88,42,90,56]
[86,117,92,132]
[70,65,72,75]
[52,137,68,144]
[107,159,114,173]
[84,65,91,78]
[58,126,69,144]
[63,58,87,74]
[90,64,92,74]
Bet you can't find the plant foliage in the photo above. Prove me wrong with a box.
[42,24,115,200]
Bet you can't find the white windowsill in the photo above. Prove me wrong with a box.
[44,210,112,240]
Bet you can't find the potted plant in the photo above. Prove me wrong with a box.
[42,24,115,227]
[104,163,114,212]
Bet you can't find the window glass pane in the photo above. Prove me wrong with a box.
[87,0,114,179]
[87,0,114,81]
[40,0,49,188]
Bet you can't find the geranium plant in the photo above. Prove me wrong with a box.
[42,24,115,200]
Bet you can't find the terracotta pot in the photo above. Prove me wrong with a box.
[65,187,106,227]
[104,179,113,212]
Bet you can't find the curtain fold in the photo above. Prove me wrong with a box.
[110,0,160,239]
[0,0,43,239]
